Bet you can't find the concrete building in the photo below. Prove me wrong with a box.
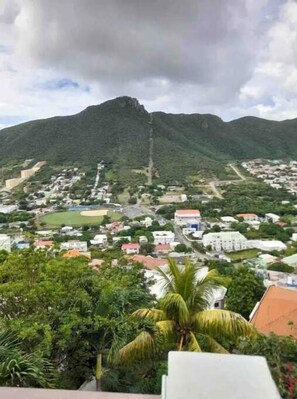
[139,235,148,245]
[247,240,287,252]
[0,204,18,214]
[0,234,11,252]
[282,253,297,267]
[174,209,201,227]
[90,234,108,247]
[152,231,175,245]
[202,231,247,252]
[265,213,280,223]
[60,240,88,252]
[121,243,140,254]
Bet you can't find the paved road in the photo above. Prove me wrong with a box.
[174,226,209,261]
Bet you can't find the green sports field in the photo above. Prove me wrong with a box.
[40,210,122,227]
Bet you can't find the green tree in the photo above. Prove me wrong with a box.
[119,260,255,364]
[0,329,54,387]
[268,262,294,273]
[174,243,192,253]
[226,267,265,319]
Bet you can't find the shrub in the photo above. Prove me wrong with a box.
[268,262,294,273]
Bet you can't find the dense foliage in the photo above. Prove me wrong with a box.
[0,250,154,389]
[226,267,266,319]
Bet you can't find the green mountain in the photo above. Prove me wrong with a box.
[1,96,297,182]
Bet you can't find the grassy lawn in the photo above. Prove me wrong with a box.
[40,210,122,227]
[228,249,259,261]
[118,188,130,204]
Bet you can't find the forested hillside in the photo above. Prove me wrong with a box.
[1,96,297,181]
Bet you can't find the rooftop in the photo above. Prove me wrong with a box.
[122,243,140,250]
[130,255,168,270]
[250,285,297,338]
[175,209,200,215]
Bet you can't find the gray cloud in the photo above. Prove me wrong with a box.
[15,0,265,105]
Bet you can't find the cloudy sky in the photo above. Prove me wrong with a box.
[1,0,297,128]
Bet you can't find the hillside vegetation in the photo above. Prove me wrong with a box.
[1,96,297,181]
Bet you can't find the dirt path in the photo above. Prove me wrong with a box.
[209,181,223,199]
[229,163,246,181]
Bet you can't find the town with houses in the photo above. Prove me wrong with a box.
[1,159,297,304]
[1,157,297,397]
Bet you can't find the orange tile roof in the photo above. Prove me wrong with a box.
[250,285,297,338]
[130,255,168,270]
[175,209,200,215]
[63,249,81,258]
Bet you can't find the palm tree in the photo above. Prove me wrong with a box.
[0,329,54,387]
[119,259,256,362]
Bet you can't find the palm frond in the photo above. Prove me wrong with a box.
[156,320,176,342]
[194,309,256,338]
[197,333,229,353]
[133,308,166,321]
[159,293,189,326]
[156,259,180,292]
[187,331,201,352]
[194,268,229,309]
[118,331,156,365]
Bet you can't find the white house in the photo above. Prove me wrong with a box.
[174,209,201,227]
[139,235,148,245]
[142,217,153,228]
[247,240,287,252]
[0,205,18,214]
[60,240,88,252]
[121,243,140,254]
[90,234,108,247]
[265,213,280,223]
[152,231,175,245]
[202,231,247,252]
[0,234,11,252]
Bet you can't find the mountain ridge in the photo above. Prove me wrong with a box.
[1,96,297,182]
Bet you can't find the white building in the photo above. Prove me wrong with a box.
[152,231,175,245]
[0,234,11,252]
[0,205,18,214]
[142,217,153,228]
[265,213,280,223]
[202,231,247,252]
[90,234,108,247]
[247,240,287,252]
[139,235,148,244]
[174,209,201,227]
[60,240,88,252]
